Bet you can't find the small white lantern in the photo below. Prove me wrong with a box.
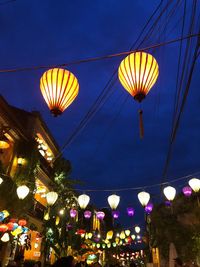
[1,233,9,242]
[0,177,3,185]
[125,229,130,236]
[107,194,120,210]
[78,194,90,209]
[46,191,58,206]
[135,226,140,233]
[138,191,150,206]
[163,186,176,201]
[188,178,200,192]
[16,185,30,199]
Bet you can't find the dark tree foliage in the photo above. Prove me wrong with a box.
[150,193,200,262]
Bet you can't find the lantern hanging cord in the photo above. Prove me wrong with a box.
[0,33,199,74]
[74,170,200,192]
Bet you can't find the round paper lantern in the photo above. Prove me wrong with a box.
[107,194,120,210]
[125,230,130,236]
[163,186,176,201]
[131,234,136,240]
[1,233,9,242]
[96,211,105,220]
[135,226,140,233]
[16,185,30,200]
[182,186,192,197]
[127,207,135,217]
[12,223,18,230]
[0,224,8,232]
[46,191,58,206]
[70,209,77,218]
[120,231,125,239]
[112,210,120,219]
[118,52,159,103]
[40,68,79,116]
[18,219,27,227]
[145,203,153,214]
[84,210,92,219]
[138,191,150,206]
[188,178,200,192]
[78,194,90,209]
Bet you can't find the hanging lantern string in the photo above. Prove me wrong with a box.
[0,34,198,74]
[75,171,200,192]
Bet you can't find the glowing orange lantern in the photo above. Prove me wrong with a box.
[0,224,8,232]
[40,68,79,116]
[18,219,27,227]
[7,222,14,231]
[118,51,159,137]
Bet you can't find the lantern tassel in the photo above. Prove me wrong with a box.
[138,109,144,139]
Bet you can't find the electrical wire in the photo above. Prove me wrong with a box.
[75,170,200,192]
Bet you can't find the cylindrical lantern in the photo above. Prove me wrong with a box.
[46,191,58,206]
[188,178,200,192]
[112,210,120,219]
[145,203,153,214]
[84,210,92,219]
[70,209,77,218]
[138,191,150,206]
[96,211,105,220]
[163,186,176,201]
[16,185,30,200]
[78,194,90,209]
[127,207,135,217]
[118,52,159,102]
[1,233,9,242]
[40,68,79,116]
[182,186,192,197]
[107,194,120,210]
[135,226,140,233]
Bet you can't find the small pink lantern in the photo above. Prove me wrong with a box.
[84,210,92,219]
[96,211,105,220]
[112,210,120,219]
[127,207,135,217]
[145,203,153,214]
[182,186,192,197]
[70,209,77,218]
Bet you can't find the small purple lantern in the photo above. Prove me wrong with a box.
[182,186,192,197]
[96,211,105,220]
[70,209,77,218]
[112,210,120,219]
[127,207,135,217]
[145,203,153,214]
[84,210,92,219]
[165,200,172,207]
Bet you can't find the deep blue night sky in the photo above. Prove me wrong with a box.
[0,0,200,227]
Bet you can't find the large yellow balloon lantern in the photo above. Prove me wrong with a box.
[118,51,159,137]
[40,68,79,117]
